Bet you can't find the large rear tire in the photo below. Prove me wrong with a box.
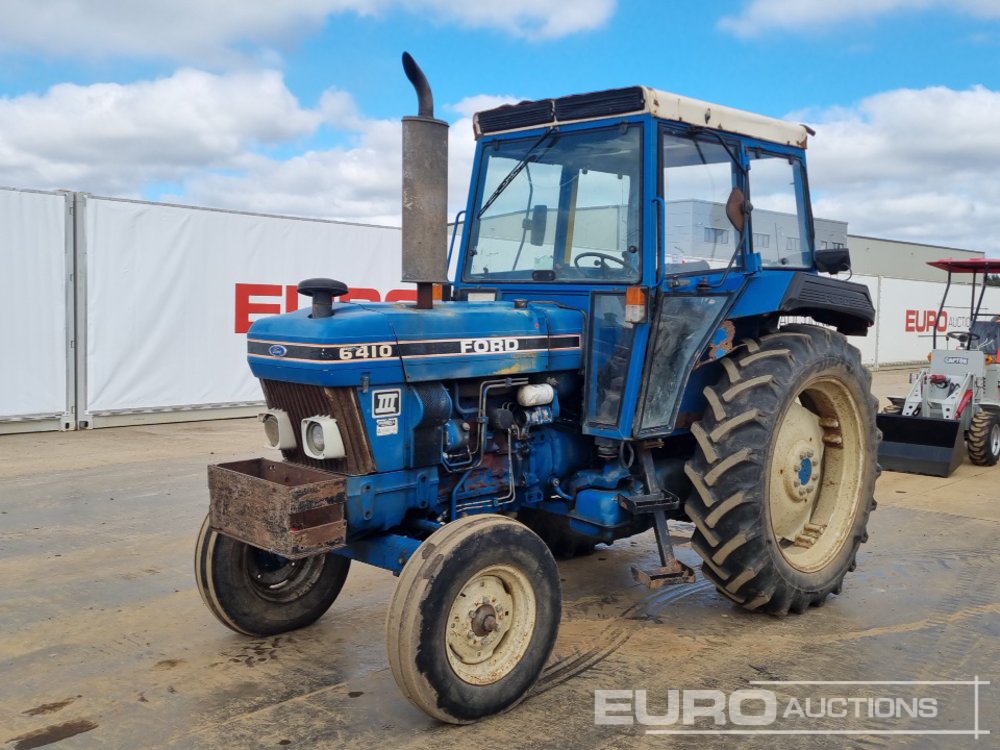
[194,515,351,636]
[385,515,561,723]
[968,410,1000,466]
[684,324,879,615]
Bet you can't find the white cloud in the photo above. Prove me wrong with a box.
[5,65,998,257]
[176,119,407,225]
[404,0,615,40]
[0,0,616,64]
[448,94,520,119]
[0,64,512,225]
[176,95,494,225]
[720,0,1000,36]
[0,69,320,195]
[801,85,1000,253]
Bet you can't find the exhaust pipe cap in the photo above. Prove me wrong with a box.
[402,51,435,118]
[298,277,348,319]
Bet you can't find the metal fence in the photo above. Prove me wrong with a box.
[1,186,993,432]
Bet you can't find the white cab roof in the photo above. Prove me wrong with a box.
[643,87,809,148]
[473,85,810,148]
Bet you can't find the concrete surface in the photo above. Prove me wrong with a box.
[1,369,997,749]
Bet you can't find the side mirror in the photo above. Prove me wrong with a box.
[725,187,749,233]
[529,204,548,246]
[815,246,852,274]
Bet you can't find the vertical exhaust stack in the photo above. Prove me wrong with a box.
[401,52,449,309]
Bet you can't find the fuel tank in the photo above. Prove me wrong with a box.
[246,300,584,387]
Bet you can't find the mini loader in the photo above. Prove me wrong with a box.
[195,54,880,723]
[877,257,1000,476]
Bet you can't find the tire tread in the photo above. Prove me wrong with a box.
[684,324,879,616]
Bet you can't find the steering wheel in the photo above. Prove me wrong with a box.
[946,331,980,347]
[573,251,626,269]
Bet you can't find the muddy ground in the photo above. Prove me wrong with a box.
[1,369,997,749]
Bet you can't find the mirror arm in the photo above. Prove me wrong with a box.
[448,209,466,269]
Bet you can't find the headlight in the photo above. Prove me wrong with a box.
[301,416,346,460]
[258,409,295,449]
[307,421,325,452]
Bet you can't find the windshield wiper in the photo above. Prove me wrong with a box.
[690,127,747,178]
[477,127,556,218]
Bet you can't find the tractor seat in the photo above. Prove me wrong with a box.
[970,321,1000,356]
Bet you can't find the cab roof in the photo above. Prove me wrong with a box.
[473,85,811,149]
[928,257,1000,274]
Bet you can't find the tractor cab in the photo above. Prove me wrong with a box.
[926,257,1000,356]
[878,257,1000,476]
[455,88,873,441]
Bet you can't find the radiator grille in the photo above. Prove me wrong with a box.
[260,379,376,475]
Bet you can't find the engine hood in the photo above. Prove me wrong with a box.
[247,300,584,387]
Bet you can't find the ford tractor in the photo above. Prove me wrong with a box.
[878,257,1000,476]
[195,54,880,723]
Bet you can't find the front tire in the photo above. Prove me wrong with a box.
[385,515,561,723]
[968,410,1000,466]
[194,515,351,636]
[684,325,879,615]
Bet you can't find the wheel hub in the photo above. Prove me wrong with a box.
[245,549,325,602]
[447,574,513,667]
[781,445,821,504]
[471,604,499,636]
[253,557,298,586]
[443,564,537,686]
[772,401,826,545]
[767,376,866,573]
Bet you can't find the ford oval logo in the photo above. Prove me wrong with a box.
[269,344,287,357]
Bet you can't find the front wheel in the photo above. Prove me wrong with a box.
[385,515,561,723]
[684,324,879,615]
[194,515,351,636]
[968,410,1000,466]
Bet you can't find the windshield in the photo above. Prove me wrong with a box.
[464,124,642,283]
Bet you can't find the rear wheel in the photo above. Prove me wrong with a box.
[684,324,879,615]
[385,515,561,723]
[968,411,1000,466]
[194,515,351,636]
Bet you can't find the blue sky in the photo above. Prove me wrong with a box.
[2,0,1000,251]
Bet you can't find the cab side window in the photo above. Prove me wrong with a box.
[747,151,812,267]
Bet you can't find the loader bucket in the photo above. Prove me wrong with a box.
[876,413,966,477]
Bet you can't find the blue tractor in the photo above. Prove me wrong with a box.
[195,54,879,723]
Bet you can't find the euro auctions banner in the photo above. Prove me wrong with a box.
[15,187,990,426]
[82,197,412,415]
[0,188,71,423]
[877,277,1000,365]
